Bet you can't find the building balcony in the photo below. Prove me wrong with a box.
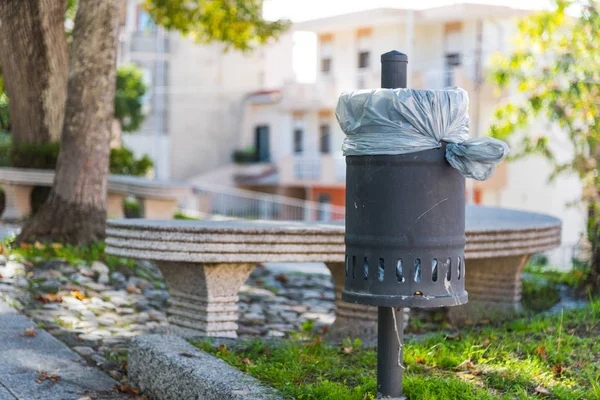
[279,78,338,111]
[279,153,345,186]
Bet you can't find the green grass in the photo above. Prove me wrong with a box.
[193,299,600,400]
[3,240,136,270]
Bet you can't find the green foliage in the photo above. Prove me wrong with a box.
[195,299,600,399]
[4,240,136,271]
[10,141,60,169]
[489,0,600,186]
[232,147,258,163]
[173,210,201,220]
[115,65,147,132]
[0,136,153,177]
[489,0,600,289]
[145,0,290,51]
[109,147,153,176]
[0,75,9,133]
[124,197,142,218]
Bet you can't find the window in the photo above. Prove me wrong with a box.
[358,51,370,69]
[321,58,332,73]
[444,53,461,87]
[319,124,331,154]
[293,129,303,154]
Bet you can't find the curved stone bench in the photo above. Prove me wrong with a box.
[105,206,561,338]
[0,167,190,220]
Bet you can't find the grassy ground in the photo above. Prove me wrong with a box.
[193,298,600,400]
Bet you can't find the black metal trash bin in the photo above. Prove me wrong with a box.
[343,144,468,308]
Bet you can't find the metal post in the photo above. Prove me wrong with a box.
[378,50,408,399]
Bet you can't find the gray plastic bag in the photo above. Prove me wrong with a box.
[336,87,509,181]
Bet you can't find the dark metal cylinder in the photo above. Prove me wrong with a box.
[342,146,468,308]
[381,51,408,89]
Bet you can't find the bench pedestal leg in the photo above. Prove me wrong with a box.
[448,255,530,325]
[156,262,254,338]
[106,193,125,219]
[1,184,33,220]
[141,198,178,219]
[326,262,408,343]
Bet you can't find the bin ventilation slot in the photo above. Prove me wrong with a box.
[363,257,369,280]
[432,259,438,282]
[396,259,404,283]
[446,258,452,281]
[378,258,385,281]
[345,255,349,277]
[457,257,462,280]
[352,256,356,279]
[414,259,421,282]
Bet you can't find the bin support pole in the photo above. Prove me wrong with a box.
[377,307,404,398]
[377,50,408,399]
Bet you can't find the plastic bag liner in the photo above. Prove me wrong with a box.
[336,87,509,181]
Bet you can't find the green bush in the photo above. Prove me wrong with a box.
[114,64,147,132]
[109,146,153,176]
[173,210,201,220]
[0,137,153,177]
[10,141,60,169]
[124,197,141,218]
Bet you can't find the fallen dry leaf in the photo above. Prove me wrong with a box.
[481,337,491,346]
[179,353,195,358]
[321,325,329,335]
[308,336,323,346]
[36,294,63,304]
[274,274,288,284]
[342,346,353,354]
[241,357,251,365]
[455,360,476,371]
[126,284,141,294]
[568,328,576,335]
[34,241,44,250]
[414,357,426,364]
[51,243,63,249]
[77,397,92,400]
[0,273,3,279]
[35,371,60,383]
[70,290,86,301]
[534,345,547,359]
[24,327,37,337]
[552,364,565,376]
[534,384,551,395]
[255,279,264,286]
[115,385,141,395]
[19,242,33,249]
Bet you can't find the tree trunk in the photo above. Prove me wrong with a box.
[0,0,68,144]
[17,0,121,245]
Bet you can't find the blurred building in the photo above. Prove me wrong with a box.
[117,0,294,180]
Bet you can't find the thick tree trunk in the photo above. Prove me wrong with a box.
[18,0,121,245]
[0,0,68,144]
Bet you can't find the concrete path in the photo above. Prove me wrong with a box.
[0,300,119,400]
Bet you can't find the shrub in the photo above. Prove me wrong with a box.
[110,146,153,176]
[0,137,153,177]
[124,197,141,218]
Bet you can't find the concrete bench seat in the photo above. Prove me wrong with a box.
[0,167,190,220]
[105,206,561,339]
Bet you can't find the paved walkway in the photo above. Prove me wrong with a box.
[0,300,120,400]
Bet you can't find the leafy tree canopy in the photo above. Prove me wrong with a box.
[489,0,600,193]
[144,0,290,51]
[489,0,600,290]
[114,65,147,132]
